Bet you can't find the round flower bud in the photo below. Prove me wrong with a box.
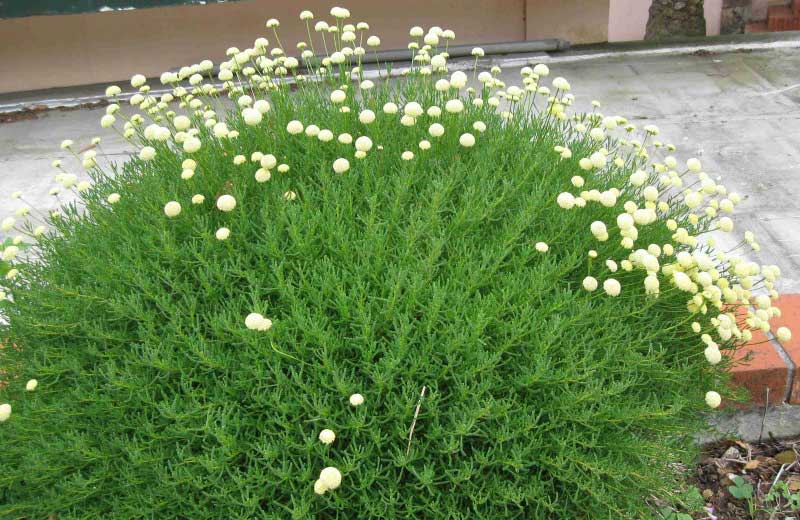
[686,158,702,172]
[242,107,263,126]
[583,276,598,292]
[444,99,464,113]
[183,136,202,153]
[603,278,621,297]
[139,146,156,161]
[287,120,304,134]
[383,102,398,114]
[401,151,414,161]
[216,195,237,212]
[355,136,373,152]
[777,326,792,343]
[215,227,230,241]
[319,467,342,490]
[319,429,336,444]
[26,379,38,391]
[0,403,11,422]
[330,89,346,103]
[459,133,475,147]
[359,109,376,124]
[556,192,575,209]
[333,158,350,173]
[191,194,205,204]
[705,391,722,409]
[314,479,328,495]
[704,345,722,365]
[349,393,364,406]
[164,201,182,218]
[428,123,445,138]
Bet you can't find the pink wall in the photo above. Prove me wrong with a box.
[608,0,722,42]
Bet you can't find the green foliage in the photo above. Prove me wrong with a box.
[0,63,726,518]
[728,475,754,500]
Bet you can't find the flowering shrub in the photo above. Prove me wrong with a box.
[0,6,794,517]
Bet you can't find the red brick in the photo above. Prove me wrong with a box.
[769,294,800,404]
[730,306,788,407]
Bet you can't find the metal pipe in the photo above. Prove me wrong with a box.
[359,39,570,64]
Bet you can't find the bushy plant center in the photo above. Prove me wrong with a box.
[0,6,793,518]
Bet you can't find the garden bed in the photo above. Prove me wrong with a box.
[693,437,800,519]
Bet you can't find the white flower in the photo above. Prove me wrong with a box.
[444,99,464,113]
[314,479,328,495]
[428,123,445,138]
[254,100,271,114]
[535,242,548,253]
[183,137,202,153]
[319,467,342,490]
[349,393,364,406]
[367,35,381,47]
[777,326,792,343]
[266,18,280,28]
[283,191,297,201]
[419,140,431,150]
[1,217,15,232]
[26,379,38,391]
[60,139,74,150]
[582,276,598,292]
[191,194,205,204]
[216,195,237,212]
[533,64,549,77]
[100,114,116,128]
[139,147,156,161]
[471,47,485,57]
[131,74,147,87]
[330,90,347,103]
[552,77,570,91]
[590,221,607,238]
[286,120,304,134]
[686,158,702,172]
[333,158,350,173]
[245,312,272,331]
[338,133,353,145]
[473,121,487,133]
[242,107,263,126]
[459,133,475,147]
[319,429,336,444]
[0,403,10,422]
[705,391,722,409]
[215,227,230,240]
[603,278,621,296]
[300,10,313,20]
[383,102,398,114]
[718,217,733,232]
[318,129,334,142]
[107,193,121,204]
[359,110,376,124]
[409,26,424,37]
[105,85,122,97]
[556,192,575,209]
[355,136,373,152]
[704,345,722,365]
[164,201,182,218]
[401,151,414,161]
[404,102,424,118]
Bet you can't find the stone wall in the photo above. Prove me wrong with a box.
[645,0,707,40]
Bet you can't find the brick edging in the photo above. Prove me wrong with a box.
[731,294,800,406]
